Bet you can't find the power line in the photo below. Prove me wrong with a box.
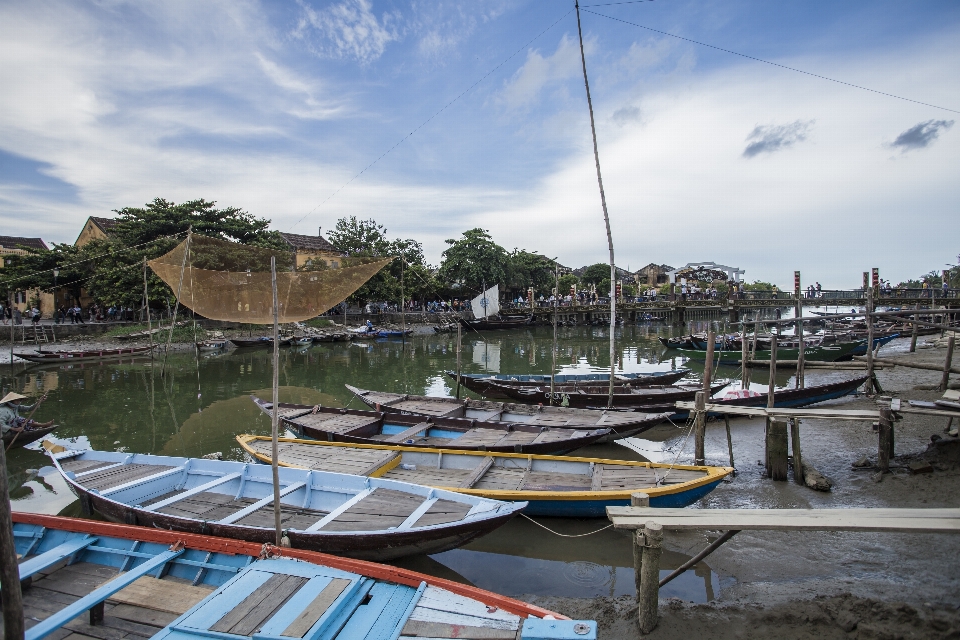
[581,1,656,6]
[289,7,577,231]
[583,8,959,114]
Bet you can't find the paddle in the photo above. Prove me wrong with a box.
[6,392,49,451]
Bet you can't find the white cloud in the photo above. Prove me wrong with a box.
[498,34,586,110]
[294,0,400,64]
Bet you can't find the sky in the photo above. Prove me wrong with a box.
[1,0,958,288]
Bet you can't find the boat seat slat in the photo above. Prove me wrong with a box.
[459,457,495,489]
[18,536,99,581]
[79,464,178,491]
[385,422,433,444]
[410,499,473,527]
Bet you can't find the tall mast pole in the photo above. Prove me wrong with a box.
[575,1,617,407]
[270,256,282,546]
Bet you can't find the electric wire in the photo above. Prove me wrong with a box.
[582,8,959,114]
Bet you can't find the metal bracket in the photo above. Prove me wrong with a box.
[635,530,661,549]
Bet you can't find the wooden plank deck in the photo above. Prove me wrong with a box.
[320,488,427,532]
[607,507,960,532]
[287,413,379,434]
[78,464,178,492]
[674,401,880,421]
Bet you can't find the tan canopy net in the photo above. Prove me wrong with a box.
[148,234,392,323]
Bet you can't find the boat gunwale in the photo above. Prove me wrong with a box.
[10,511,567,621]
[235,434,733,502]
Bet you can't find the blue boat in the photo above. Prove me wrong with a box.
[848,333,899,356]
[11,513,595,640]
[46,446,526,561]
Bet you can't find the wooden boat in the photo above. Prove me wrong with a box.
[460,314,532,330]
[631,376,871,418]
[352,328,413,339]
[47,446,526,561]
[253,396,613,453]
[291,335,315,346]
[195,339,227,351]
[312,331,350,342]
[482,381,730,409]
[229,336,293,348]
[11,512,590,640]
[2,422,57,449]
[13,345,156,363]
[237,435,734,517]
[345,385,671,442]
[449,369,691,398]
[673,341,861,363]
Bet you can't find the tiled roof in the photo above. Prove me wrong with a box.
[90,217,119,233]
[0,236,48,251]
[279,232,341,254]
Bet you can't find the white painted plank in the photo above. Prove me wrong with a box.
[415,587,521,624]
[408,607,520,631]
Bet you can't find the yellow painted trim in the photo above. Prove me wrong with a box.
[235,434,732,501]
[368,454,402,478]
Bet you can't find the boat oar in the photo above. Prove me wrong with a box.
[6,392,48,451]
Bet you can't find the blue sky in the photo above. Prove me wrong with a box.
[1,0,958,287]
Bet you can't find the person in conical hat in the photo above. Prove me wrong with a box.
[0,391,52,435]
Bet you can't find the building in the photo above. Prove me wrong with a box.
[0,236,53,313]
[279,230,345,269]
[75,217,118,247]
[636,263,675,286]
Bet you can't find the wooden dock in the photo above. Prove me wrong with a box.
[607,496,960,634]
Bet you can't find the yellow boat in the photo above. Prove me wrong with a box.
[237,435,732,517]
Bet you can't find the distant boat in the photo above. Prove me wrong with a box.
[291,335,314,345]
[12,512,590,640]
[237,435,733,517]
[461,283,533,329]
[13,345,155,363]
[47,446,525,561]
[483,382,730,409]
[253,396,613,454]
[448,369,691,398]
[672,342,861,363]
[196,339,228,352]
[345,385,671,442]
[230,336,294,348]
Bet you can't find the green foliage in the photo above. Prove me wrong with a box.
[438,229,507,295]
[558,274,579,295]
[326,216,428,305]
[579,263,610,286]
[504,250,555,297]
[304,317,335,328]
[742,280,776,291]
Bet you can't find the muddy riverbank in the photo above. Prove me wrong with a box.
[520,338,960,637]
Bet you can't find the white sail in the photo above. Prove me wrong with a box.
[471,284,500,319]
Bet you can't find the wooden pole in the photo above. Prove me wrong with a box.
[724,416,735,470]
[694,390,706,465]
[575,1,617,409]
[790,418,803,485]
[766,419,789,481]
[878,408,894,473]
[0,441,25,640]
[765,335,777,472]
[741,326,749,390]
[143,258,153,357]
[940,335,955,392]
[865,282,875,394]
[455,322,463,399]
[270,256,282,546]
[9,293,14,368]
[400,258,405,347]
[630,492,649,598]
[551,261,559,406]
[910,304,920,353]
[702,330,715,392]
[637,521,663,634]
[795,301,805,389]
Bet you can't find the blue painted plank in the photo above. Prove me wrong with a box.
[25,547,185,640]
[18,536,98,581]
[333,582,417,640]
[175,569,274,631]
[521,618,597,640]
[255,575,334,636]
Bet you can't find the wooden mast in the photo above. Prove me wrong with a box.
[270,256,282,546]
[575,0,617,407]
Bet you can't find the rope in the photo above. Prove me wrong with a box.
[519,513,613,537]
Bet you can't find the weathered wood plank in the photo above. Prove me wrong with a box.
[108,577,214,615]
[459,457,494,489]
[385,422,433,443]
[281,578,351,638]
[400,620,516,639]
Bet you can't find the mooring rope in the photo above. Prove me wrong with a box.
[519,513,613,537]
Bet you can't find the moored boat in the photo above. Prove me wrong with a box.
[11,512,592,640]
[46,446,526,561]
[448,369,692,398]
[196,339,227,351]
[237,435,734,517]
[482,381,730,409]
[229,336,294,348]
[344,385,672,442]
[253,396,614,453]
[672,341,861,363]
[13,345,156,363]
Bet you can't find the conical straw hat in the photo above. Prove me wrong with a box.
[0,392,27,404]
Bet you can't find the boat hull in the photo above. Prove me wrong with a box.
[488,382,729,409]
[451,370,691,398]
[672,341,862,362]
[13,345,155,363]
[521,479,724,517]
[2,423,57,449]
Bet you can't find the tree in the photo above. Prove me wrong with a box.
[438,229,507,295]
[580,263,609,286]
[558,274,579,295]
[504,250,555,298]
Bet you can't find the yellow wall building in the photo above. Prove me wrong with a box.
[279,231,345,269]
[0,235,55,314]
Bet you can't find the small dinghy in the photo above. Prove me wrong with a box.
[345,385,671,442]
[237,435,734,517]
[2,422,57,449]
[291,335,315,346]
[13,345,156,363]
[448,369,691,398]
[195,339,227,352]
[47,446,525,561]
[252,397,613,453]
[12,512,592,640]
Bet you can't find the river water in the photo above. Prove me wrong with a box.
[5,321,802,602]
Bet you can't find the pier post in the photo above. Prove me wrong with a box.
[865,276,875,395]
[637,521,663,634]
[766,419,789,481]
[694,391,706,465]
[724,416,735,470]
[790,418,803,485]
[878,408,894,473]
[702,330,715,391]
[0,440,25,640]
[765,336,777,471]
[910,304,920,353]
[741,326,749,389]
[631,492,650,597]
[940,335,955,392]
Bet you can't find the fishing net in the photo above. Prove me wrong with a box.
[148,235,392,323]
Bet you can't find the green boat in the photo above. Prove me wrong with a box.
[673,340,862,363]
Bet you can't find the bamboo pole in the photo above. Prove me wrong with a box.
[865,281,875,394]
[270,256,282,546]
[910,304,920,353]
[0,441,25,640]
[941,335,955,392]
[400,258,405,347]
[702,330,715,392]
[724,416,735,470]
[795,298,805,389]
[694,390,706,466]
[575,1,617,409]
[551,261,559,405]
[455,322,463,399]
[741,328,749,389]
